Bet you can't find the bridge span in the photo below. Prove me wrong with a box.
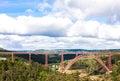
[0,51,120,73]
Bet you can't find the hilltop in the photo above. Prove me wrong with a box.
[1,47,120,52]
[0,47,10,52]
[33,49,120,52]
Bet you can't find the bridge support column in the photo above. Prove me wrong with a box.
[108,55,112,70]
[76,52,78,57]
[60,53,64,72]
[29,53,31,64]
[11,52,14,62]
[45,54,48,67]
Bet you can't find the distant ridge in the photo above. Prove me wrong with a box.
[0,47,11,52]
[33,49,104,52]
[0,48,120,52]
[33,49,120,52]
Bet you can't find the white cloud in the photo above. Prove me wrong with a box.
[0,35,120,50]
[98,24,120,39]
[0,14,27,34]
[0,14,72,37]
[53,0,120,22]
[67,19,120,40]
[67,20,99,37]
[25,9,34,15]
[37,2,51,12]
[1,0,120,50]
[0,13,120,50]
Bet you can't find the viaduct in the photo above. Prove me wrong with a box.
[0,51,120,73]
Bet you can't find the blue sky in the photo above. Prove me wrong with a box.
[0,0,120,50]
[0,0,54,17]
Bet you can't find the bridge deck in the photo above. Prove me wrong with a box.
[0,51,120,55]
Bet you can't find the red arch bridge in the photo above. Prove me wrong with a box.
[0,51,120,73]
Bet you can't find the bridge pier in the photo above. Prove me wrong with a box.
[76,52,78,57]
[29,53,31,63]
[45,54,48,67]
[107,55,112,70]
[60,53,65,72]
[11,52,14,62]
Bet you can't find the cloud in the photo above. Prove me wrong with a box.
[67,20,120,40]
[98,24,120,40]
[0,0,120,50]
[0,14,27,34]
[37,2,51,12]
[0,14,72,37]
[67,20,99,37]
[25,9,34,15]
[0,13,120,40]
[53,0,120,23]
[0,34,120,50]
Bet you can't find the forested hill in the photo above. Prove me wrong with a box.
[0,49,120,81]
[1,47,120,52]
[34,49,96,52]
[1,48,120,64]
[33,49,120,52]
[0,47,10,52]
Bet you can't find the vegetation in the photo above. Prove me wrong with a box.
[0,57,96,81]
[0,49,120,81]
[0,57,78,81]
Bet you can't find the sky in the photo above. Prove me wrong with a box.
[0,0,120,50]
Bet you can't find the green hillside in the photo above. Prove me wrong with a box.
[0,54,119,81]
[0,48,120,80]
[0,56,92,81]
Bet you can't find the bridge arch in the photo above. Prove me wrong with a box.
[63,55,111,73]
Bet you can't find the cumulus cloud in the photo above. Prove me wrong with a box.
[25,9,34,15]
[0,0,120,50]
[0,14,27,34]
[98,24,120,40]
[67,20,99,37]
[67,20,120,40]
[38,2,51,12]
[0,13,120,50]
[0,14,72,37]
[0,34,120,50]
[53,0,120,23]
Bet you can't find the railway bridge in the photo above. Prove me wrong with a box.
[0,51,120,73]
